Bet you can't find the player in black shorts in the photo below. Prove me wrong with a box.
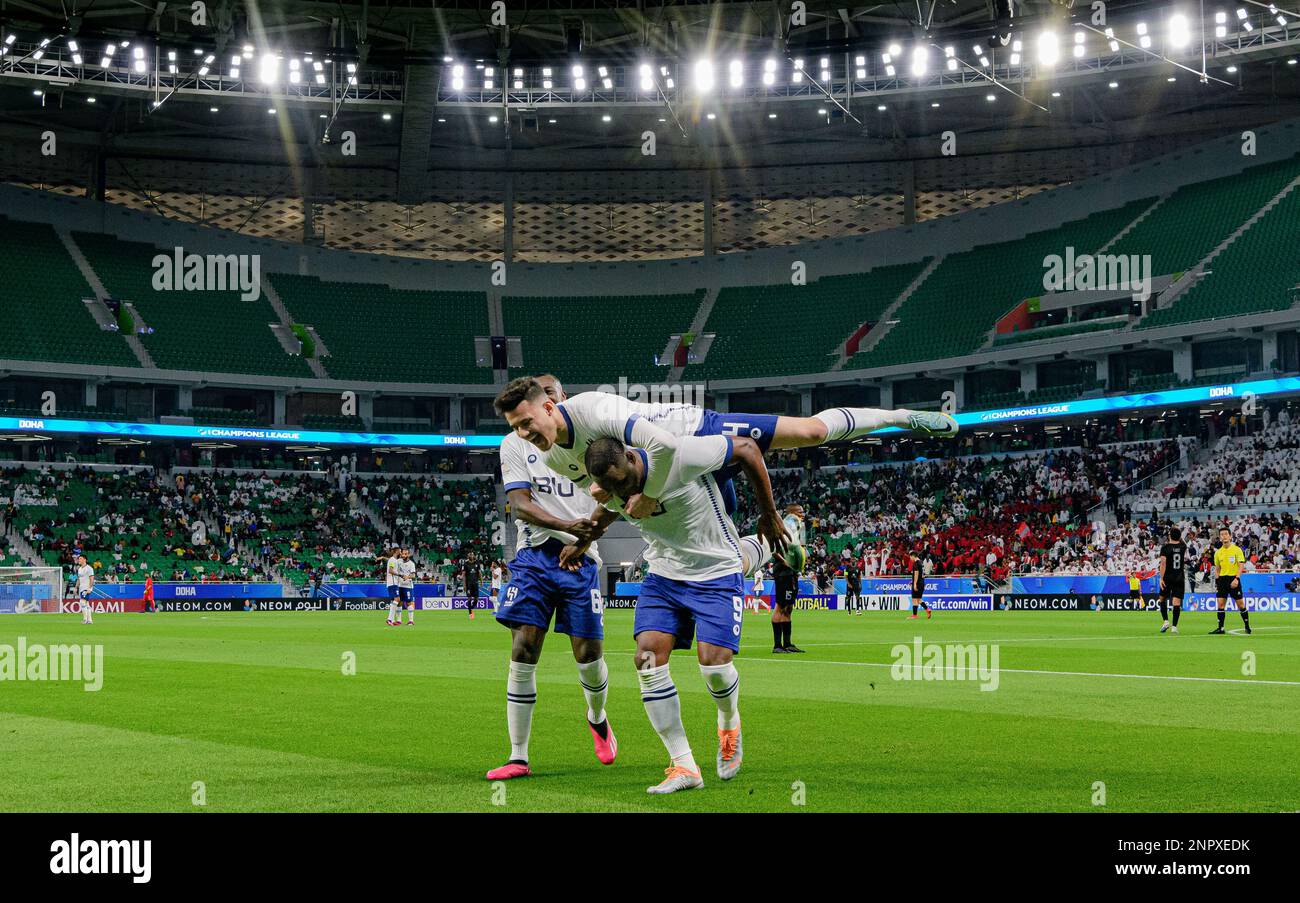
[771,505,805,653]
[845,562,862,615]
[1158,526,1188,634]
[907,554,931,619]
[464,563,480,620]
[772,564,803,652]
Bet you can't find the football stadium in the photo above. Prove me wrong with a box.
[0,0,1298,863]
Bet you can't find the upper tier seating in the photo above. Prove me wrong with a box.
[270,274,490,384]
[686,260,932,381]
[504,290,703,385]
[0,218,137,368]
[73,232,312,378]
[853,200,1154,368]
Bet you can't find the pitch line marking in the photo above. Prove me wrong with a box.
[727,656,1300,687]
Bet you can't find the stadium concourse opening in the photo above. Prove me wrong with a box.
[0,2,1298,877]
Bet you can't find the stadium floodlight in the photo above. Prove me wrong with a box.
[289,58,301,84]
[1215,11,1229,37]
[910,45,928,76]
[639,63,654,91]
[87,96,96,103]
[229,54,241,79]
[542,67,553,89]
[693,59,714,92]
[763,58,778,85]
[986,93,996,101]
[258,53,278,84]
[598,65,611,90]
[1271,4,1287,25]
[484,66,495,90]
[768,112,777,118]
[32,37,49,60]
[1237,8,1253,31]
[1168,13,1191,48]
[101,43,116,68]
[515,66,525,90]
[451,63,464,91]
[602,113,613,122]
[792,57,804,82]
[1136,22,1152,49]
[1108,80,1119,88]
[819,56,830,81]
[877,103,887,110]
[729,59,744,88]
[1105,28,1120,52]
[571,63,586,92]
[132,45,146,73]
[1037,30,1059,66]
[1226,64,1238,72]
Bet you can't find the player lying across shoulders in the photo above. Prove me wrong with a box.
[559,430,791,794]
[492,376,957,519]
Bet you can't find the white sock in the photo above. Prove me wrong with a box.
[699,662,741,730]
[637,663,696,771]
[388,602,398,621]
[814,407,910,442]
[506,661,537,763]
[405,606,414,623]
[576,657,609,725]
[740,534,774,577]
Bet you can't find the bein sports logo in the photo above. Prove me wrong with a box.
[152,246,262,301]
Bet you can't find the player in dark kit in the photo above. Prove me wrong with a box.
[1158,526,1188,634]
[465,562,480,620]
[844,561,862,615]
[771,504,806,653]
[907,554,931,619]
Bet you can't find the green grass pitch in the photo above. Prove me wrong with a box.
[1,609,1296,812]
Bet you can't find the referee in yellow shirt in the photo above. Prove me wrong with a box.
[1210,526,1251,635]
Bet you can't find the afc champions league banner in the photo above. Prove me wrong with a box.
[856,576,993,612]
[1007,572,1300,613]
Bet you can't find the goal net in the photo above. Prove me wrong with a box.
[0,566,65,614]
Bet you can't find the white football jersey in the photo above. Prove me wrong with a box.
[399,559,416,589]
[540,392,705,501]
[601,434,742,582]
[385,556,401,587]
[501,432,601,564]
[76,564,94,592]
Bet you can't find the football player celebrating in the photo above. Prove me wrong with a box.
[568,431,790,794]
[486,375,618,781]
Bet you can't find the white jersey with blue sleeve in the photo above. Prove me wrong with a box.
[541,391,704,500]
[501,432,601,563]
[601,434,742,582]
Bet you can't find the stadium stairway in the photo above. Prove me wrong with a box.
[261,280,331,380]
[0,521,41,569]
[668,286,720,382]
[1140,171,1300,325]
[57,228,157,369]
[834,256,944,369]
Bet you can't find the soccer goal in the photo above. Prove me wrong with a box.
[0,566,66,614]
